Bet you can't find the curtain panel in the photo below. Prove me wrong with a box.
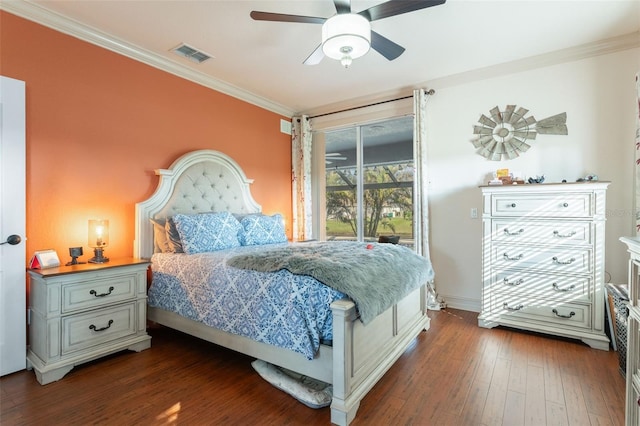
[413,89,430,260]
[291,115,313,241]
[413,88,443,310]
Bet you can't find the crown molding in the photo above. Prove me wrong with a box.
[0,0,295,118]
[425,31,640,90]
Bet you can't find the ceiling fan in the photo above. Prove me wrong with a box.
[250,0,446,68]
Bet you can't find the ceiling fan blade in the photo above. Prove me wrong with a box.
[359,0,446,22]
[370,31,405,61]
[333,0,351,14]
[250,11,326,24]
[303,44,325,65]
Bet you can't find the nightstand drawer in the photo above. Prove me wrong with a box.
[491,193,592,217]
[62,274,136,313]
[62,302,136,355]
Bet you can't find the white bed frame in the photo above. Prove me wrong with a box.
[134,150,430,425]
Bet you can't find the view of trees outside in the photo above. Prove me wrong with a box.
[325,162,414,245]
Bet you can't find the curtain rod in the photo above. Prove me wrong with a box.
[308,88,435,120]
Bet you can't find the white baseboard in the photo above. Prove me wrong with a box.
[437,294,481,313]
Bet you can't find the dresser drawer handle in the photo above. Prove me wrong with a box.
[89,319,114,332]
[508,203,517,208]
[504,228,524,236]
[552,283,576,292]
[553,230,576,238]
[503,278,523,286]
[552,308,575,319]
[503,253,523,261]
[552,256,576,265]
[90,286,114,298]
[562,202,569,208]
[503,303,524,311]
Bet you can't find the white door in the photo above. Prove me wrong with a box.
[0,76,27,376]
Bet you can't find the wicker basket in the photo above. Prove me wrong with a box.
[606,283,629,376]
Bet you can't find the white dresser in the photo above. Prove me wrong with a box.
[27,258,151,384]
[478,182,610,350]
[620,237,640,425]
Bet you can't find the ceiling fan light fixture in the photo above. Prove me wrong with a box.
[322,14,370,66]
[340,55,353,68]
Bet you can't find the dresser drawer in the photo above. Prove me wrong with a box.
[491,219,592,245]
[491,294,591,330]
[491,193,592,217]
[492,270,591,303]
[62,273,137,313]
[62,302,136,355]
[493,244,591,274]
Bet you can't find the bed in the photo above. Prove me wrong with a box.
[134,149,432,425]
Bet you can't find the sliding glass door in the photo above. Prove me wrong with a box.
[323,116,415,248]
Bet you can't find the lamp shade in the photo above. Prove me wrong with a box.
[88,219,109,248]
[322,14,371,62]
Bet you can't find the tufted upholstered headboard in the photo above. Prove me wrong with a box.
[134,150,261,259]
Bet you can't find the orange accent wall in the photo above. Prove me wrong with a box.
[1,12,292,263]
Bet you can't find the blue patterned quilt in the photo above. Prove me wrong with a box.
[148,244,347,360]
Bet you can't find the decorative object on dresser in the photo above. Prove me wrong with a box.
[620,237,640,425]
[29,249,61,269]
[65,246,85,266]
[478,182,611,350]
[26,258,151,385]
[88,219,109,263]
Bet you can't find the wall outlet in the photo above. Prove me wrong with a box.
[470,208,478,219]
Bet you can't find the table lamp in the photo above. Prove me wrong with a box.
[88,219,109,263]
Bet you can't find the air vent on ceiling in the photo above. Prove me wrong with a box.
[171,43,213,64]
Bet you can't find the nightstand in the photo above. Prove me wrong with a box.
[26,258,152,385]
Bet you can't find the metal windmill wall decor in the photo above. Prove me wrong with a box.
[471,105,568,161]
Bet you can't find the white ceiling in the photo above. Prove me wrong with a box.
[4,0,640,117]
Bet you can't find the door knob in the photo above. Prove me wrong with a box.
[1,234,22,245]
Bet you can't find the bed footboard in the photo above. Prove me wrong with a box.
[330,285,430,426]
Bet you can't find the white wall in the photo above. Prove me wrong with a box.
[427,47,640,312]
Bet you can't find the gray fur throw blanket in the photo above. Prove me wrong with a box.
[227,241,435,324]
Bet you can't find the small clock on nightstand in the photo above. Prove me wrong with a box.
[26,258,152,385]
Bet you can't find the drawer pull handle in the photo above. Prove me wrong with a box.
[89,319,114,332]
[508,203,517,208]
[90,286,114,298]
[504,228,524,236]
[552,283,576,292]
[503,278,523,286]
[503,303,524,311]
[552,309,575,319]
[553,230,576,238]
[552,256,576,265]
[562,202,569,208]
[503,253,523,261]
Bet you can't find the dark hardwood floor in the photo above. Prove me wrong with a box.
[0,309,625,425]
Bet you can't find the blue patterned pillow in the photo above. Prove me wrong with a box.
[173,212,241,254]
[239,214,288,246]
